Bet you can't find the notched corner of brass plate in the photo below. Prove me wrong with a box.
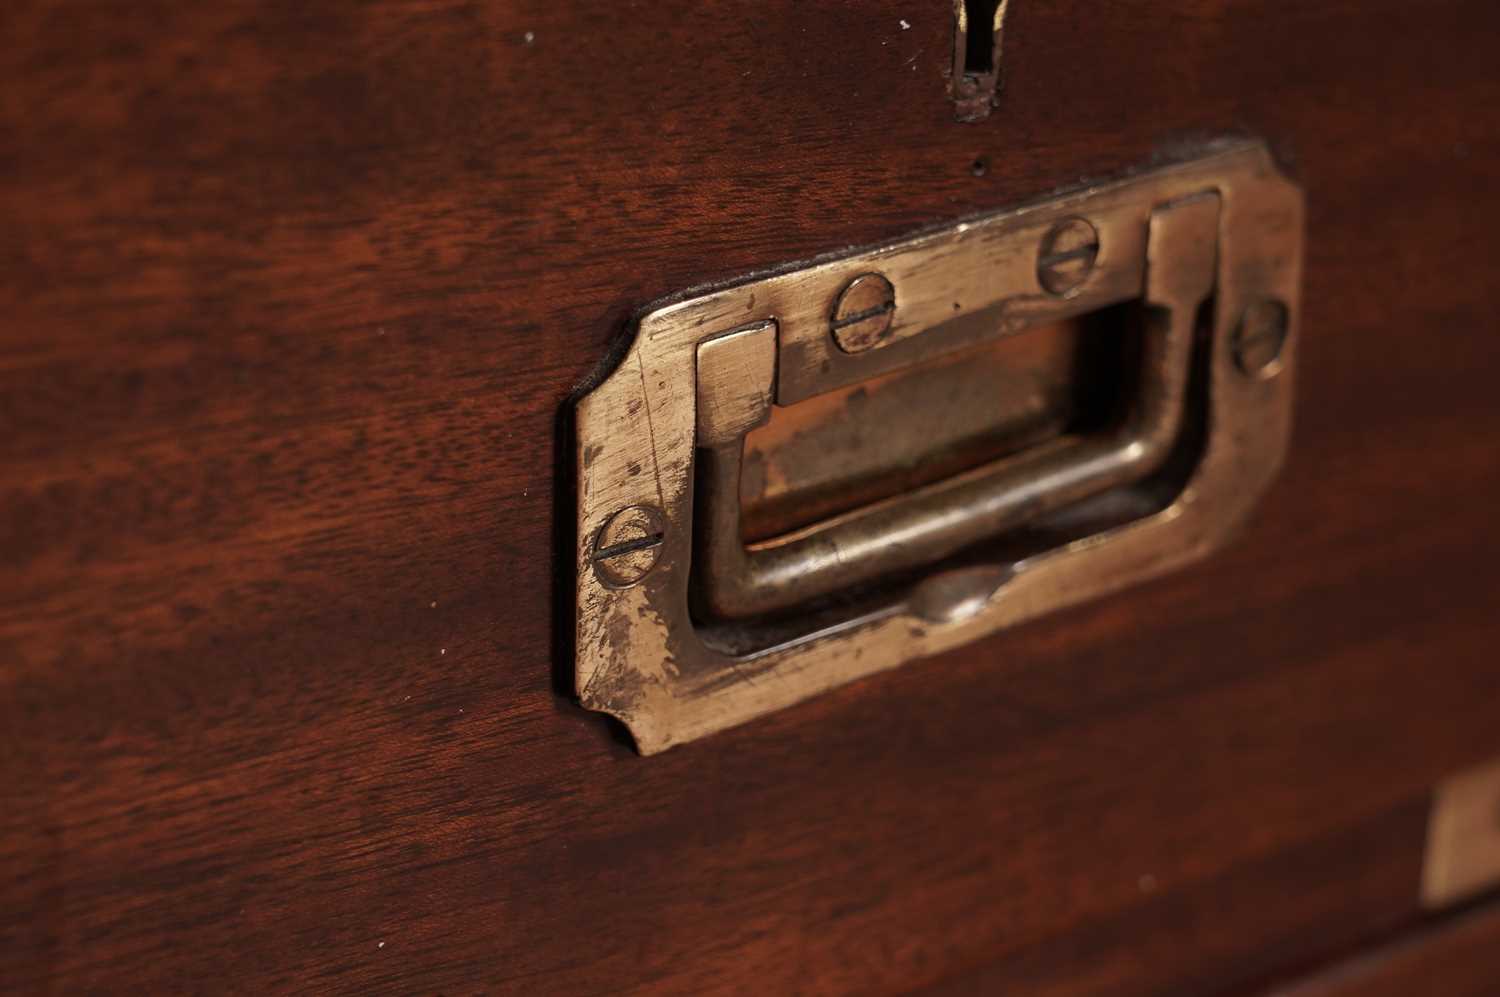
[572,140,1305,754]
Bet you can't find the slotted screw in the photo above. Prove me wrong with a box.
[592,505,665,587]
[830,273,897,354]
[1037,218,1100,296]
[1233,298,1291,377]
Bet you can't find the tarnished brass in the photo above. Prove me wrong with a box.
[573,141,1304,754]
[739,324,1079,543]
[696,194,1213,621]
[1423,757,1500,908]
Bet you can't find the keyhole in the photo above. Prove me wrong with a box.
[963,0,1001,75]
[952,0,1008,121]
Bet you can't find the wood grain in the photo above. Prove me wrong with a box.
[1267,902,1500,997]
[3,0,1500,992]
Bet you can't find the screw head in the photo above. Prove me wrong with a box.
[592,505,665,588]
[1233,298,1291,378]
[1036,218,1100,297]
[830,273,896,354]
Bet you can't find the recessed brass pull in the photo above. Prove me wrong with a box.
[694,195,1217,621]
[573,141,1303,753]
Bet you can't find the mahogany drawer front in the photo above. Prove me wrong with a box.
[1269,903,1500,997]
[4,0,1500,993]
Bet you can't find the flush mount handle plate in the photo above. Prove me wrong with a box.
[693,193,1217,622]
[573,141,1304,754]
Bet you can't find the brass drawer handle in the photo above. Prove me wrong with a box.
[573,141,1303,753]
[693,195,1214,621]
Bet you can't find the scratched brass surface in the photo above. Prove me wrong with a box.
[574,141,1304,753]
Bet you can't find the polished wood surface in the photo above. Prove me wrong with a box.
[1270,902,1500,997]
[4,0,1500,992]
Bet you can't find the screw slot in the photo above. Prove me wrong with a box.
[830,273,897,354]
[1233,298,1290,378]
[592,505,665,587]
[1036,218,1099,297]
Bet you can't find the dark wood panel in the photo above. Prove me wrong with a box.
[4,0,1500,992]
[1267,901,1500,997]
[926,801,1430,997]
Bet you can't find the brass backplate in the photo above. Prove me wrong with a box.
[573,141,1304,754]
